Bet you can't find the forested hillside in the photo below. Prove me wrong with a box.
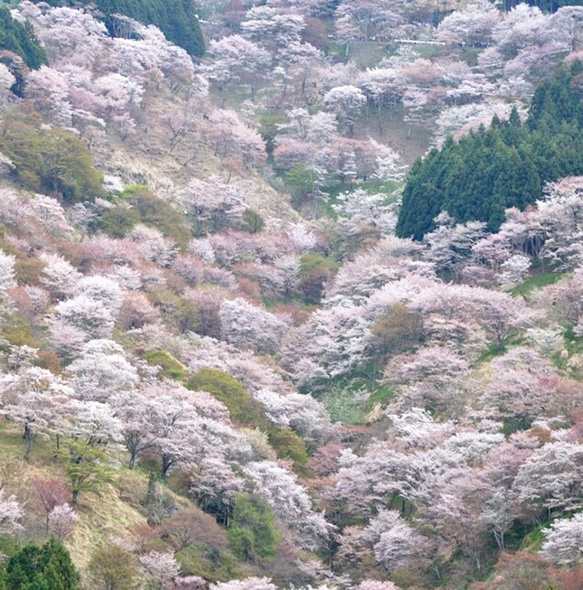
[29,0,205,56]
[1,1,583,590]
[0,5,45,68]
[397,65,583,239]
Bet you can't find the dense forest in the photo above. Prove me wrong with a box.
[503,0,583,11]
[0,1,583,589]
[397,64,583,239]
[0,6,46,68]
[30,0,205,56]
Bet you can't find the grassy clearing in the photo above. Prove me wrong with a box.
[518,523,547,553]
[317,375,393,425]
[510,271,566,297]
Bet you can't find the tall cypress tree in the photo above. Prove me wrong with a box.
[4,540,80,590]
[0,7,47,69]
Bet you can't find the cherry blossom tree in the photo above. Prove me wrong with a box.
[210,579,277,590]
[0,248,15,295]
[324,85,366,137]
[53,295,115,340]
[512,442,583,517]
[219,298,289,353]
[66,339,139,403]
[32,479,69,534]
[113,391,165,469]
[0,491,24,535]
[39,253,82,299]
[244,460,332,550]
[499,254,531,287]
[203,35,269,103]
[541,513,583,565]
[0,367,72,459]
[48,503,79,540]
[437,0,501,46]
[206,109,267,170]
[355,582,400,590]
[139,550,180,589]
[365,510,428,573]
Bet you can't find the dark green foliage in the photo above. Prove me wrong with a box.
[503,0,583,11]
[267,428,309,474]
[101,188,192,245]
[186,368,269,428]
[0,116,104,203]
[299,253,339,303]
[127,189,191,248]
[397,65,583,240]
[241,209,265,234]
[57,440,111,505]
[144,349,187,381]
[34,0,204,57]
[227,493,280,563]
[98,206,139,238]
[4,540,80,590]
[0,7,47,70]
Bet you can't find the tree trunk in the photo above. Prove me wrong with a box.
[23,425,33,460]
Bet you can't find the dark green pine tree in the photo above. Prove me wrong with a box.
[4,540,80,590]
[397,66,583,240]
[0,7,47,69]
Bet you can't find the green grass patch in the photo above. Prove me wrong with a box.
[510,271,566,297]
[551,326,583,372]
[145,349,187,381]
[364,384,394,413]
[177,544,248,583]
[318,373,392,425]
[518,523,548,552]
[318,385,368,425]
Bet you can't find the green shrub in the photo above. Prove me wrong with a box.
[299,253,339,303]
[129,190,191,248]
[227,493,280,563]
[99,206,140,238]
[0,117,104,203]
[144,349,187,381]
[57,439,111,505]
[285,164,318,208]
[4,539,80,590]
[1,315,35,347]
[241,209,265,234]
[0,7,47,70]
[186,368,268,428]
[267,428,309,474]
